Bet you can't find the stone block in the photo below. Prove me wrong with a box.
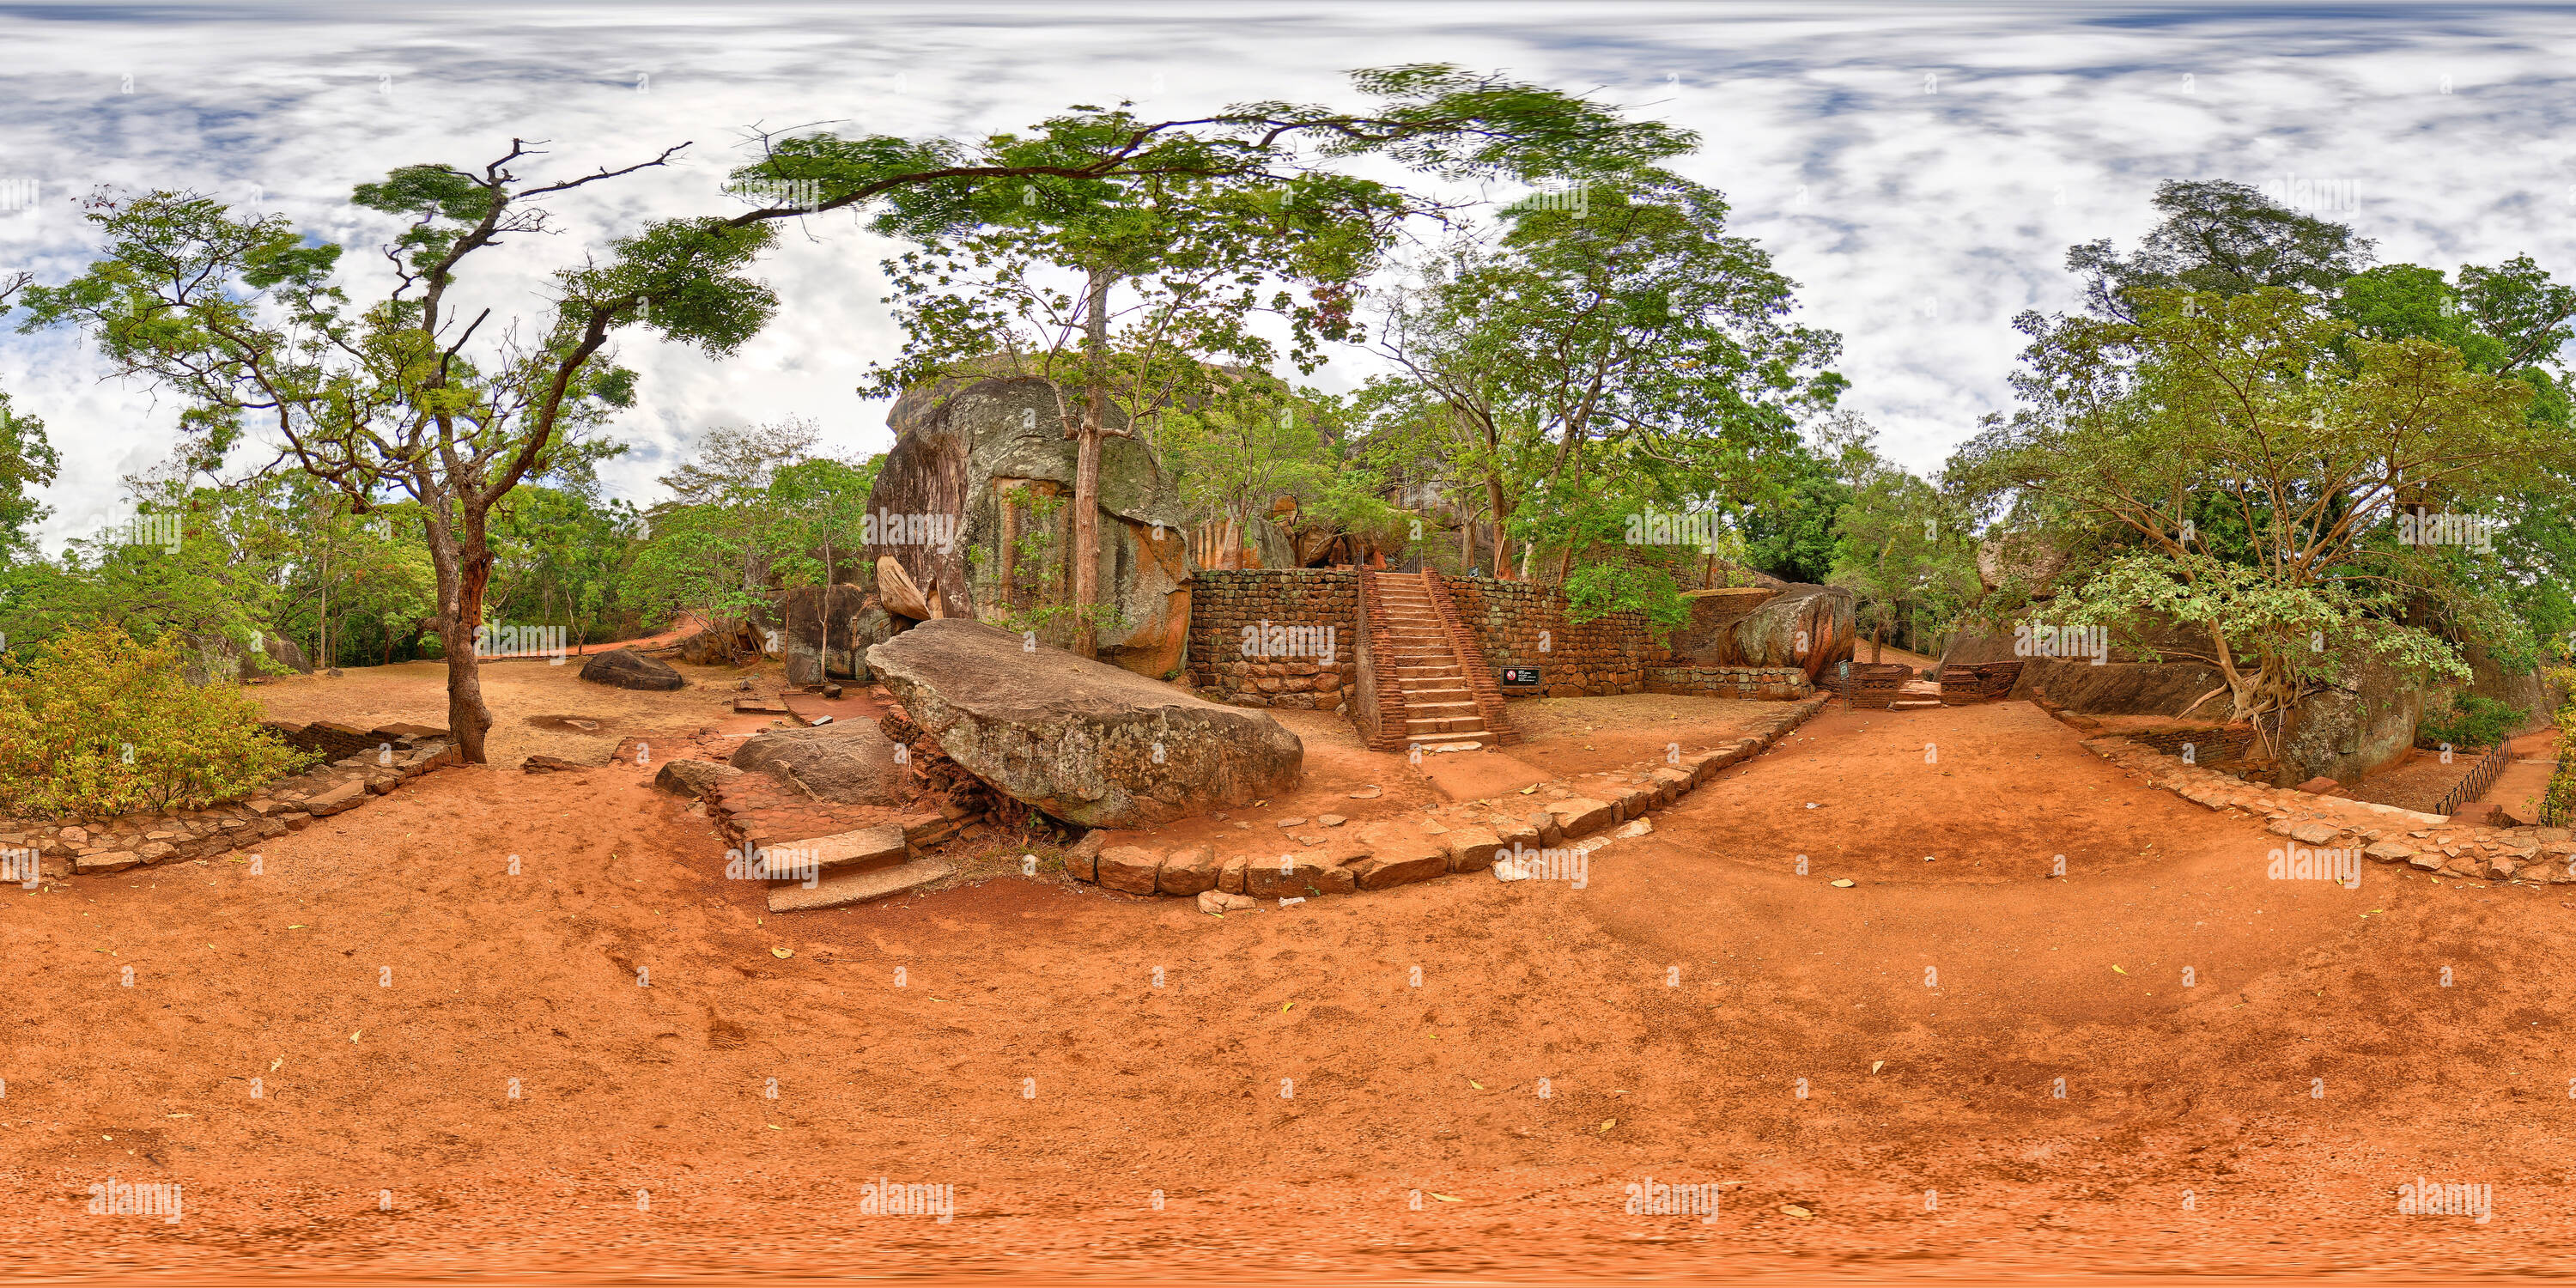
[1063,833,1105,882]
[1445,828,1505,873]
[1157,844,1223,896]
[75,850,140,875]
[304,781,367,817]
[1352,843,1449,890]
[1096,845,1163,895]
[1546,797,1617,838]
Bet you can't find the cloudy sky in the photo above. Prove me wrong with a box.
[3,1,2573,554]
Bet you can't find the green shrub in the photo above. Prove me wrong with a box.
[0,623,316,818]
[2415,692,2524,752]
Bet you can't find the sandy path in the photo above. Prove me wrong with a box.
[5,699,2572,1280]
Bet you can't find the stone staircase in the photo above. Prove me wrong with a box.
[1366,572,1500,750]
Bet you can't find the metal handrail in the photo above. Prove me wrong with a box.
[2434,740,2515,817]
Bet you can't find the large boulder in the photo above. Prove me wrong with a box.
[256,632,313,676]
[578,648,683,691]
[1943,619,2228,717]
[868,369,1194,679]
[2281,660,2430,786]
[866,618,1302,827]
[775,583,878,685]
[1665,583,1855,683]
[729,724,905,805]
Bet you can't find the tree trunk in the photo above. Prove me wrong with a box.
[1071,270,1112,659]
[423,514,497,765]
[1459,496,1477,574]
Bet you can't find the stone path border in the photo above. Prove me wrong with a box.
[2081,734,2576,886]
[6,726,460,882]
[1064,694,1832,906]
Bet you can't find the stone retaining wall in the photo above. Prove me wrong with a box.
[5,722,459,881]
[2083,735,2576,886]
[2123,726,2260,767]
[1642,665,1814,702]
[1437,576,1655,699]
[1063,694,1829,903]
[1184,569,1359,712]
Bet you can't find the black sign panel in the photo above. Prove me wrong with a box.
[1501,666,1541,685]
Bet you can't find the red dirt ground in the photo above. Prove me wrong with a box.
[6,678,2574,1283]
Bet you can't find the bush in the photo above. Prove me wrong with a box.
[0,623,317,818]
[2415,692,2524,752]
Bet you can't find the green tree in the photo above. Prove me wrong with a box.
[1827,463,1976,661]
[2065,179,2375,320]
[0,274,58,560]
[749,64,1695,655]
[19,150,775,762]
[1380,171,1844,584]
[1953,286,2561,739]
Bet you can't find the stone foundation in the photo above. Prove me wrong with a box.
[8,722,459,881]
[1642,665,1814,701]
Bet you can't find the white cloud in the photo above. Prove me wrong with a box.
[3,1,2572,554]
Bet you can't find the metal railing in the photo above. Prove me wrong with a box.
[2433,741,2515,817]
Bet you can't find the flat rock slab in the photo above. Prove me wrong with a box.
[1416,750,1552,803]
[867,619,1303,828]
[768,858,952,912]
[779,823,910,875]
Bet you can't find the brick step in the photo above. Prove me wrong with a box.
[1406,718,1490,736]
[756,823,909,882]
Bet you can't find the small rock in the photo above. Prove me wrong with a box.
[1277,817,1308,828]
[1609,818,1653,839]
[521,755,585,775]
[1349,785,1382,799]
[1830,878,1855,888]
[1317,814,1346,827]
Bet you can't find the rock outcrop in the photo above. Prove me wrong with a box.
[868,369,1194,679]
[866,618,1302,827]
[1664,583,1855,683]
[578,648,683,691]
[775,583,879,684]
[729,723,907,805]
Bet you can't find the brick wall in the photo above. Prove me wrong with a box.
[1642,665,1814,702]
[1185,569,1359,712]
[1435,576,1656,698]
